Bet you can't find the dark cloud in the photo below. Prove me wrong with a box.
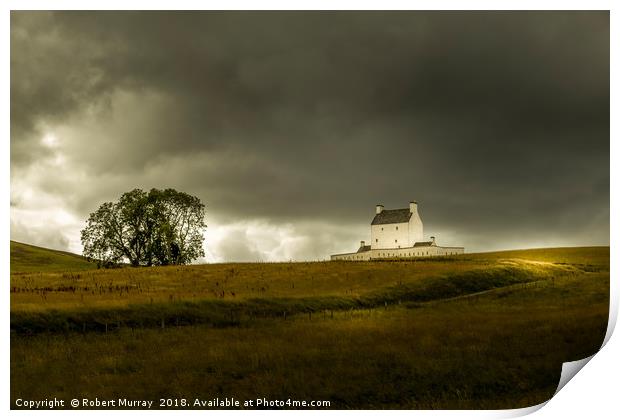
[10,11,609,258]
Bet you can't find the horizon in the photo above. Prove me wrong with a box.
[10,11,609,262]
[9,239,611,265]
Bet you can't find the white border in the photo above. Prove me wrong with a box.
[3,2,616,419]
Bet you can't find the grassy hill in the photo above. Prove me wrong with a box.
[10,246,609,409]
[10,240,98,273]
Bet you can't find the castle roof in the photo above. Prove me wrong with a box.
[371,208,412,225]
[413,241,433,247]
[357,245,371,253]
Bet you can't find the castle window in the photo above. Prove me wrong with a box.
[396,226,398,230]
[381,227,384,231]
[395,239,397,243]
[376,239,378,243]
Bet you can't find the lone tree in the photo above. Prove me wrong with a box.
[81,188,206,267]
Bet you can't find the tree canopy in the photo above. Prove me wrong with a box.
[81,188,206,267]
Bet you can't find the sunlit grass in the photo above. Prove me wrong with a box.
[11,270,608,409]
[10,241,98,273]
[10,245,609,409]
[11,247,607,312]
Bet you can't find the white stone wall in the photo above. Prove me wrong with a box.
[332,201,463,261]
[407,209,423,246]
[370,203,424,249]
[331,245,465,261]
[370,222,410,250]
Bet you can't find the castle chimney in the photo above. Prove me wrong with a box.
[360,240,365,248]
[376,204,384,214]
[409,201,418,213]
[430,236,436,246]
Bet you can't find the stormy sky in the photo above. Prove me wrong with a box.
[10,11,609,261]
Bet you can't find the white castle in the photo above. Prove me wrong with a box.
[331,201,464,261]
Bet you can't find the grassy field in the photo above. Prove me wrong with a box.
[10,243,609,409]
[10,240,98,273]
